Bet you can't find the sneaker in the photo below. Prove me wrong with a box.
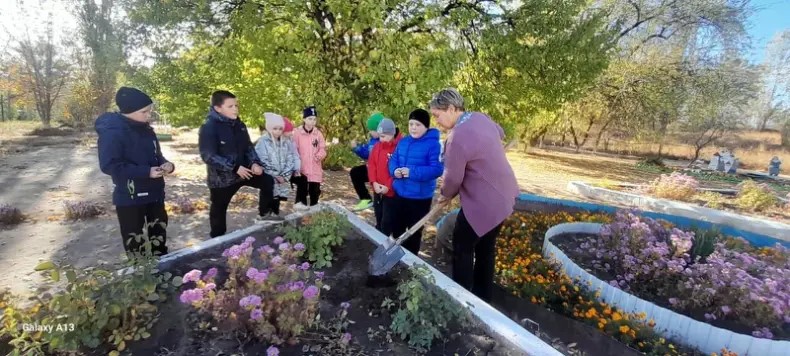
[352,199,373,211]
[293,203,309,212]
[254,213,284,223]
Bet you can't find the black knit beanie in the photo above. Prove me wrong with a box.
[115,87,153,114]
[408,108,430,128]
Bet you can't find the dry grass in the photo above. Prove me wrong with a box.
[546,130,787,170]
[0,120,41,138]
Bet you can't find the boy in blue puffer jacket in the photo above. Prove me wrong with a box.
[387,108,444,255]
[349,112,384,211]
[96,87,173,257]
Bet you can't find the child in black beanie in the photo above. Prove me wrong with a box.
[95,87,173,257]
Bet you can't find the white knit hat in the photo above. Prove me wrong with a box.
[264,112,285,131]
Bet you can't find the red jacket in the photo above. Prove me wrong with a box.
[368,133,402,198]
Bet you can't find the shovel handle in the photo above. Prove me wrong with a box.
[388,204,446,249]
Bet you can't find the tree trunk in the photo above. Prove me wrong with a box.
[782,120,790,148]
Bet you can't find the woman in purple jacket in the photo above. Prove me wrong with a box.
[431,88,519,302]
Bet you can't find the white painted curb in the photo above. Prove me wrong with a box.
[543,222,790,356]
[566,181,790,243]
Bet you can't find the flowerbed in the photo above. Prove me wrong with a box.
[494,210,741,356]
[594,173,790,222]
[1,211,514,356]
[553,210,789,341]
[156,228,505,355]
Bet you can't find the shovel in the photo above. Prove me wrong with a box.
[368,204,445,276]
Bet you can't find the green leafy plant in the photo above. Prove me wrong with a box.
[693,191,727,209]
[635,159,671,174]
[0,231,180,356]
[280,210,351,268]
[324,144,362,171]
[735,180,778,212]
[687,225,722,262]
[0,257,180,355]
[386,266,466,352]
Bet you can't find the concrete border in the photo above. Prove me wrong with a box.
[566,181,790,245]
[543,222,790,356]
[150,203,560,356]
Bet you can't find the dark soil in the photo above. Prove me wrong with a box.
[551,232,789,341]
[424,226,641,356]
[123,228,516,356]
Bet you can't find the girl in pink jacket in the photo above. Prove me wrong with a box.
[291,106,327,208]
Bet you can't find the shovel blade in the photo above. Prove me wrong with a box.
[368,245,406,276]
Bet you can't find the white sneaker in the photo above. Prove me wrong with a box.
[293,203,309,212]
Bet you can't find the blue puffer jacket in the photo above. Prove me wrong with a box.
[352,136,380,161]
[95,112,170,207]
[198,108,263,188]
[388,128,444,199]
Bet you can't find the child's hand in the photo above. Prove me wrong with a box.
[394,169,403,179]
[350,139,358,148]
[379,185,389,195]
[160,162,175,175]
[150,167,164,178]
[400,167,410,178]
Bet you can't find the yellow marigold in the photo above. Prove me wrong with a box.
[604,307,612,315]
[648,319,656,327]
[531,296,538,304]
[612,312,622,321]
[599,318,607,325]
[598,322,605,330]
[629,330,636,338]
[619,325,630,334]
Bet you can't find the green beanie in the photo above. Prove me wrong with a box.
[366,112,385,131]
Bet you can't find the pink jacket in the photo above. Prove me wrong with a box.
[293,125,327,183]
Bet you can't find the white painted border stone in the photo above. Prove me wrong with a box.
[566,181,790,243]
[543,222,790,356]
[149,203,559,356]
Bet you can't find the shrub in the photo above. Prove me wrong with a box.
[735,180,778,212]
[0,204,24,226]
[647,172,699,201]
[385,266,465,352]
[324,144,362,171]
[0,254,179,355]
[693,191,727,209]
[280,210,351,268]
[180,236,324,345]
[63,200,104,221]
